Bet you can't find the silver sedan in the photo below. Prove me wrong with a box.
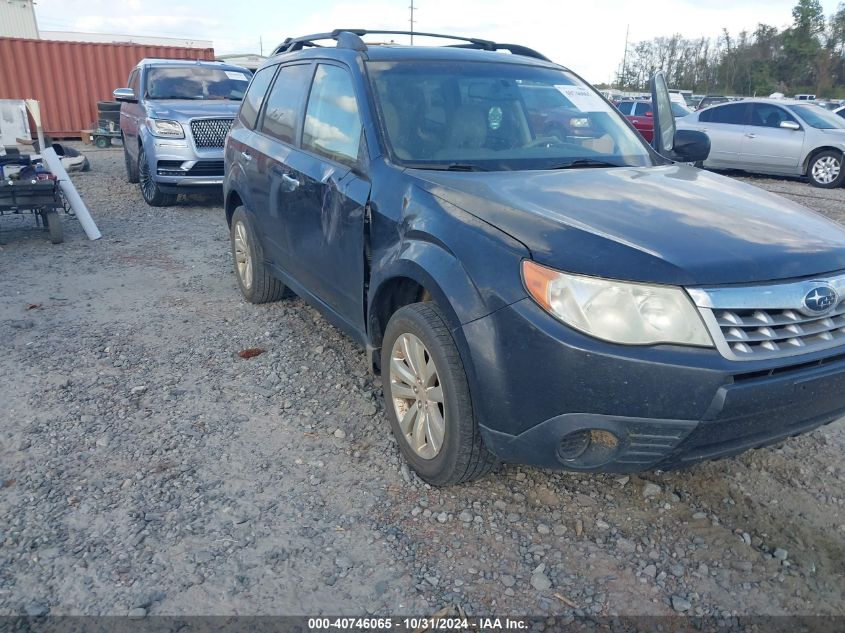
[676,98,845,188]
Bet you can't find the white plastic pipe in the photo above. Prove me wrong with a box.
[41,147,101,240]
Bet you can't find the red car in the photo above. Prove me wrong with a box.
[613,100,692,142]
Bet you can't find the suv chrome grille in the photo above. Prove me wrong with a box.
[713,304,845,357]
[190,118,234,148]
[688,273,845,361]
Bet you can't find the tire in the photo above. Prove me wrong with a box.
[44,210,63,244]
[94,136,110,149]
[138,144,177,206]
[807,150,844,188]
[230,206,286,303]
[381,302,497,486]
[123,136,139,183]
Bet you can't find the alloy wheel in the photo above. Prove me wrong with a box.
[812,156,841,185]
[389,333,446,459]
[138,149,156,202]
[233,220,253,290]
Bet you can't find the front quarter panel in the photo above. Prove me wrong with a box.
[368,172,530,330]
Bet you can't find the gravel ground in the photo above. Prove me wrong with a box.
[1,147,844,618]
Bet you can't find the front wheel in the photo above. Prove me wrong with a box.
[382,302,497,486]
[138,145,177,206]
[808,150,844,188]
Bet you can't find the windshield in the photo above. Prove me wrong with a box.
[787,104,845,129]
[366,61,652,171]
[145,66,251,101]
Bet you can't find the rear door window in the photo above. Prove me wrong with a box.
[259,63,312,144]
[239,64,277,129]
[700,103,748,125]
[633,102,653,116]
[302,64,363,165]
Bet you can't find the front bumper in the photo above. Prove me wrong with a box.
[149,138,224,193]
[462,298,845,473]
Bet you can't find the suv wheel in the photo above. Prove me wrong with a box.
[808,150,844,188]
[123,135,139,184]
[138,145,177,206]
[230,206,286,303]
[382,302,497,485]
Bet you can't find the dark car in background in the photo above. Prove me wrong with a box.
[114,59,252,206]
[224,29,845,485]
[696,95,730,110]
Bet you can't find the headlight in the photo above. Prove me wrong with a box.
[146,118,184,138]
[522,260,712,347]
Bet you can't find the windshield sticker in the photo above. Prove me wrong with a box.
[553,85,612,113]
[488,106,503,130]
[225,71,249,81]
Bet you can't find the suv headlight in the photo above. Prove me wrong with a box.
[146,118,184,139]
[522,260,712,347]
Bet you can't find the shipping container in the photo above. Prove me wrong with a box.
[0,37,215,138]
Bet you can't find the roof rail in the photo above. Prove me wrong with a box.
[271,29,550,61]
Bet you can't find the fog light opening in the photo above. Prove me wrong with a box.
[556,429,621,469]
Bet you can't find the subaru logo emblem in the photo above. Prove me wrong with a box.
[803,285,838,314]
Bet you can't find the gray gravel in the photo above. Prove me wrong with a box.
[1,147,844,617]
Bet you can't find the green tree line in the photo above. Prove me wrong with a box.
[614,0,845,97]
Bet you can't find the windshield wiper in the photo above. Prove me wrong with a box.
[548,159,623,170]
[404,162,489,172]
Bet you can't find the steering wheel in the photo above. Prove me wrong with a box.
[524,135,568,149]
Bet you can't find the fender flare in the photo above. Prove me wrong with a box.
[224,161,253,226]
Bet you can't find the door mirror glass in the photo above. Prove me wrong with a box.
[113,88,136,103]
[649,71,675,155]
[779,120,801,131]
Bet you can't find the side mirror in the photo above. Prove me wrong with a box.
[113,88,136,103]
[645,111,654,118]
[649,71,675,156]
[673,129,710,163]
[779,120,800,131]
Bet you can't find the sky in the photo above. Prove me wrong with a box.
[33,0,843,84]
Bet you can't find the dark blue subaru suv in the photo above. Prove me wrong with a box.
[223,30,845,485]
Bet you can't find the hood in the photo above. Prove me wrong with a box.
[146,100,241,121]
[410,164,845,286]
[820,128,845,143]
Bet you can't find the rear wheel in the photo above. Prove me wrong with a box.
[44,210,63,244]
[382,302,497,486]
[230,206,286,303]
[807,150,844,188]
[138,145,177,206]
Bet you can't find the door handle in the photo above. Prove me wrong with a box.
[240,151,252,161]
[281,173,300,191]
[745,133,756,139]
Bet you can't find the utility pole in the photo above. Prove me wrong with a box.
[620,24,629,90]
[259,36,263,56]
[409,0,416,45]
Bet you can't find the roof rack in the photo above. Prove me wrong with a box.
[272,29,550,61]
